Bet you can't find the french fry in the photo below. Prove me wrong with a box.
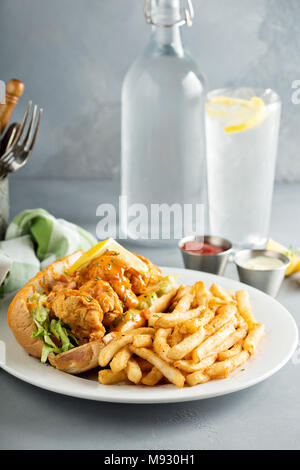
[243,323,265,355]
[98,369,127,385]
[136,358,152,372]
[175,354,217,373]
[141,367,163,386]
[208,297,234,310]
[208,304,237,332]
[236,312,249,330]
[206,350,250,379]
[169,286,192,311]
[210,283,233,302]
[168,327,208,361]
[192,281,211,308]
[236,290,255,329]
[173,291,194,311]
[155,305,204,329]
[130,346,185,388]
[122,327,156,336]
[190,304,236,344]
[179,309,214,335]
[192,322,236,362]
[148,313,164,328]
[186,371,210,386]
[218,341,243,361]
[99,328,155,366]
[110,346,132,373]
[155,292,194,328]
[126,358,142,384]
[195,295,210,308]
[169,325,183,347]
[206,327,247,360]
[153,328,172,362]
[192,281,207,297]
[177,304,236,363]
[132,334,153,348]
[100,278,264,389]
[99,336,133,367]
[216,325,247,356]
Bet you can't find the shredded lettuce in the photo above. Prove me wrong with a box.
[41,345,55,364]
[28,294,78,363]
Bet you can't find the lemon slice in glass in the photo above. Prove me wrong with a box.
[206,96,267,133]
[69,238,148,275]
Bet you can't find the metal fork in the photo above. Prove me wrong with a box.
[0,101,43,179]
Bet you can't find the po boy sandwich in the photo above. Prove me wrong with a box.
[8,239,177,374]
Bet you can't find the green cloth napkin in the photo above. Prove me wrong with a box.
[0,209,96,299]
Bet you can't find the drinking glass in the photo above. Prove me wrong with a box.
[205,87,281,248]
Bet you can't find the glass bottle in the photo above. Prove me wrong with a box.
[121,0,206,244]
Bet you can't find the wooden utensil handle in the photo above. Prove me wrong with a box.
[0,79,25,133]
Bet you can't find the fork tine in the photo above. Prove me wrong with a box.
[23,104,37,149]
[5,125,18,152]
[13,101,32,144]
[7,124,21,151]
[0,149,14,164]
[0,105,43,176]
[1,152,14,167]
[4,157,13,171]
[27,108,43,152]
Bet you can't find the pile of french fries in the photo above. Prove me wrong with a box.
[98,282,265,388]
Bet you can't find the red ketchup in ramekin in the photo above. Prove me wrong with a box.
[182,240,225,255]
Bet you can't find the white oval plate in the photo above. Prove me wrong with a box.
[0,267,298,404]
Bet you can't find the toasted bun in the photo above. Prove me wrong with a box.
[7,251,116,374]
[8,250,177,374]
[8,285,44,359]
[48,332,117,374]
[8,251,84,360]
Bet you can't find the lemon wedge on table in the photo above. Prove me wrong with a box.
[266,238,300,276]
[206,96,266,133]
[69,238,148,275]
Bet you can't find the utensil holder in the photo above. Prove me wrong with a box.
[0,177,9,240]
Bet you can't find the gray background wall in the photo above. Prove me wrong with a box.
[0,0,299,182]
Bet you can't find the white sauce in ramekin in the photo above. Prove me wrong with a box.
[242,256,284,271]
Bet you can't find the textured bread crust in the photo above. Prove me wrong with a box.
[8,251,116,374]
[7,251,91,373]
[8,285,44,359]
[7,251,177,374]
[48,332,117,374]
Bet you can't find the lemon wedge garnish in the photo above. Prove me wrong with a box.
[266,238,300,276]
[206,96,266,133]
[69,238,148,275]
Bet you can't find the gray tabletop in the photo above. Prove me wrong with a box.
[0,179,299,450]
